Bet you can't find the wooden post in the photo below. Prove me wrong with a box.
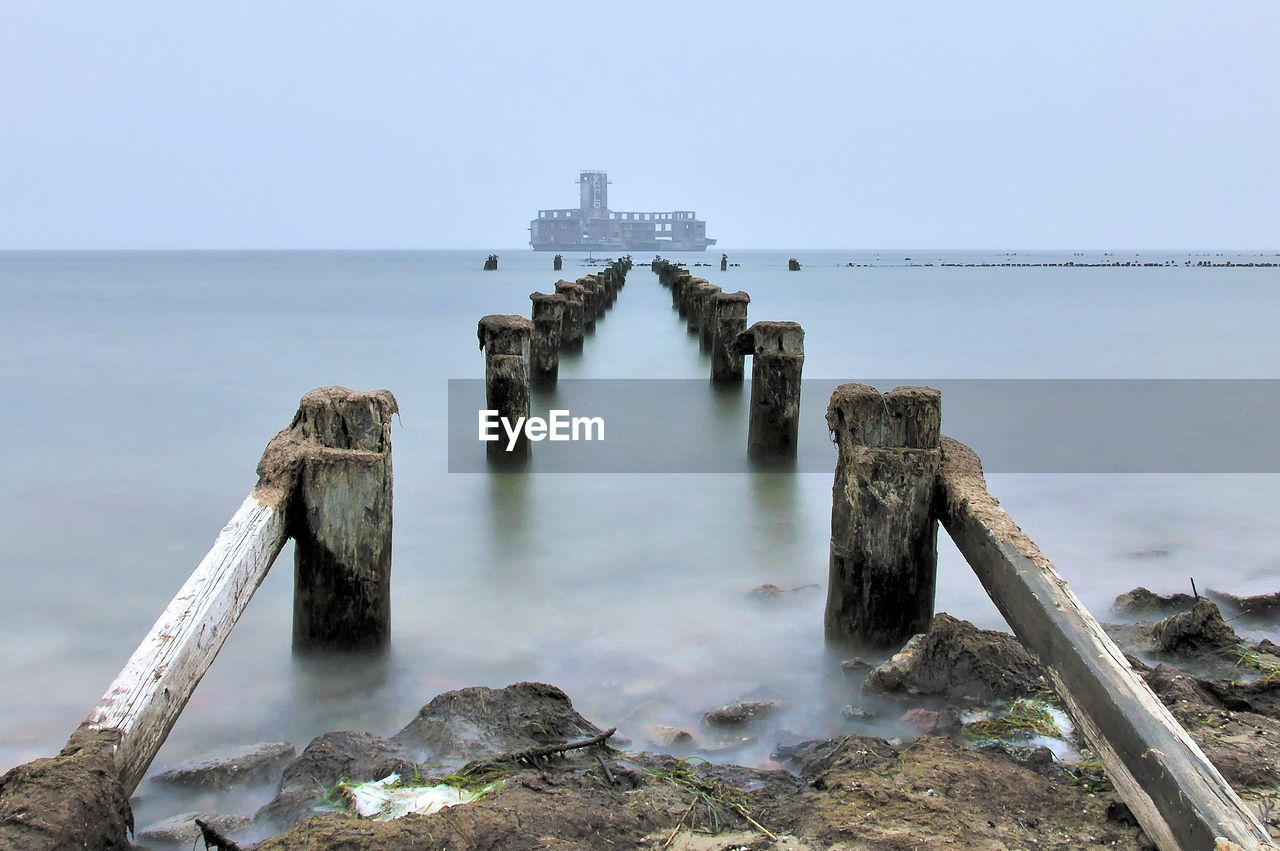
[720,253,728,272]
[553,254,563,271]
[575,276,599,330]
[529,292,566,385]
[290,387,398,654]
[787,258,801,271]
[686,280,714,334]
[938,436,1273,851]
[710,291,750,383]
[698,283,723,351]
[823,384,941,647]
[588,274,607,318]
[673,270,692,315]
[478,315,533,459]
[736,321,805,457]
[554,280,586,352]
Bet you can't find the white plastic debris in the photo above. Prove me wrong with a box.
[337,773,498,820]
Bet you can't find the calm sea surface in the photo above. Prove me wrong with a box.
[2,248,1279,831]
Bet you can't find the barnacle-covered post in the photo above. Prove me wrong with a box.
[478,315,533,459]
[529,292,566,385]
[735,321,804,457]
[710,291,750,383]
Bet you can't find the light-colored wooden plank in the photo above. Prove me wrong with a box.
[86,493,288,793]
[937,436,1274,851]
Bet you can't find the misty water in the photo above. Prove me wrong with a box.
[2,248,1280,836]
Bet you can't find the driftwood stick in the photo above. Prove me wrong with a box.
[460,727,617,775]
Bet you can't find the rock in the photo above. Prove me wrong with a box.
[702,700,786,726]
[864,613,1045,702]
[153,742,295,789]
[840,704,876,720]
[647,725,694,748]
[1156,600,1240,655]
[898,708,939,734]
[136,811,250,846]
[1113,586,1196,616]
[255,731,417,829]
[840,657,874,673]
[390,682,603,765]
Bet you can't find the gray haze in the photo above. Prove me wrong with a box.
[2,1,1278,250]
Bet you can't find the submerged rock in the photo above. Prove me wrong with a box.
[136,811,250,846]
[702,699,787,726]
[646,725,694,748]
[1113,586,1197,616]
[255,731,416,829]
[153,742,295,789]
[864,613,1045,702]
[390,681,602,765]
[1156,599,1240,655]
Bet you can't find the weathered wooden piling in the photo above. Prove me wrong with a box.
[685,279,714,333]
[554,279,586,352]
[587,274,607,318]
[938,436,1273,850]
[553,254,563,271]
[735,321,805,457]
[710,291,750,382]
[289,387,398,654]
[529,292,566,385]
[671,269,691,313]
[575,276,599,330]
[698,283,723,351]
[823,384,941,648]
[484,254,499,271]
[787,258,801,271]
[478,315,533,459]
[720,253,728,272]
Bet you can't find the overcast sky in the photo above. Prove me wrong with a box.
[2,2,1277,250]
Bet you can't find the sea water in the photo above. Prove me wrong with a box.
[2,248,1279,832]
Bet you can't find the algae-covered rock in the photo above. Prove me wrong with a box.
[864,613,1045,702]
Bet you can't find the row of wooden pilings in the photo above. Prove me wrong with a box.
[648,257,1273,850]
[1,255,1273,847]
[651,257,806,458]
[477,257,634,458]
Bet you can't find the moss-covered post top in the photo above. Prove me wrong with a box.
[530,291,567,316]
[715,290,751,313]
[735,320,805,358]
[826,384,941,450]
[477,314,533,355]
[553,279,585,300]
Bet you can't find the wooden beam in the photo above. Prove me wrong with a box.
[937,436,1273,850]
[85,493,288,794]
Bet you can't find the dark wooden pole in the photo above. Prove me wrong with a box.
[575,276,599,330]
[710,291,750,383]
[291,386,398,653]
[698,283,723,352]
[529,292,566,385]
[553,254,563,271]
[685,280,714,334]
[823,384,941,648]
[478,315,533,459]
[673,270,692,315]
[735,321,805,457]
[554,280,586,352]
